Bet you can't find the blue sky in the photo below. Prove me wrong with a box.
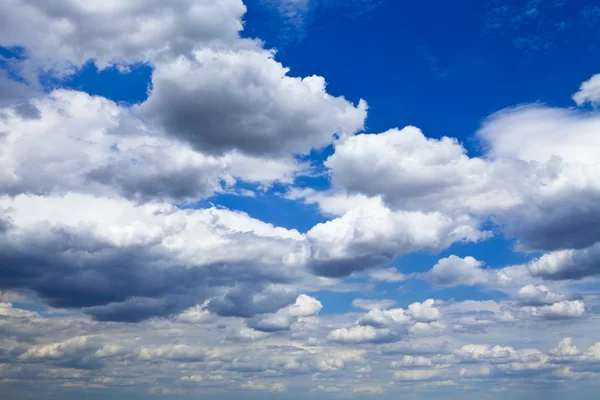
[1,0,600,399]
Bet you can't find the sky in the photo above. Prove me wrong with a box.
[1,0,600,399]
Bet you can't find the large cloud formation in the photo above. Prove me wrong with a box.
[1,0,600,398]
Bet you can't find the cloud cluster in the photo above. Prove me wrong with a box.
[1,0,600,397]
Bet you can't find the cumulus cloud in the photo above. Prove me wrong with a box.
[573,73,600,106]
[0,89,305,202]
[390,355,433,369]
[550,338,582,358]
[478,104,600,165]
[358,299,441,329]
[250,294,322,332]
[522,300,586,320]
[359,308,411,327]
[2,0,600,396]
[306,197,484,277]
[327,326,394,344]
[407,299,442,322]
[527,244,600,280]
[137,48,367,157]
[0,193,310,321]
[517,285,569,306]
[316,104,600,256]
[325,127,517,215]
[427,255,488,286]
[0,0,247,70]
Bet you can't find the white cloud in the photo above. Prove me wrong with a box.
[325,127,518,215]
[478,104,600,165]
[517,285,569,306]
[522,300,585,320]
[327,326,393,344]
[306,197,484,277]
[573,73,600,106]
[550,338,582,357]
[427,255,488,286]
[409,321,446,336]
[251,294,322,331]
[0,0,247,70]
[359,308,411,327]
[317,101,600,256]
[527,244,600,280]
[0,89,305,202]
[407,299,442,322]
[358,299,442,329]
[0,193,311,321]
[390,355,433,369]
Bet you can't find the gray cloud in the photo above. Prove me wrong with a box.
[137,48,366,157]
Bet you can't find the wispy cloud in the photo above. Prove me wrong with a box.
[262,0,385,43]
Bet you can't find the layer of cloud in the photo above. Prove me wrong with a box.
[0,0,247,70]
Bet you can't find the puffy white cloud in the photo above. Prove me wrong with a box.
[325,127,518,215]
[306,198,484,277]
[407,299,442,322]
[250,294,322,332]
[408,321,446,336]
[550,338,582,357]
[390,356,433,369]
[517,285,569,306]
[327,326,394,344]
[455,344,519,363]
[0,0,247,70]
[427,255,488,286]
[359,308,411,327]
[527,244,600,280]
[355,300,446,338]
[522,300,586,320]
[478,104,600,165]
[317,100,600,256]
[0,89,304,202]
[358,299,441,329]
[573,73,600,106]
